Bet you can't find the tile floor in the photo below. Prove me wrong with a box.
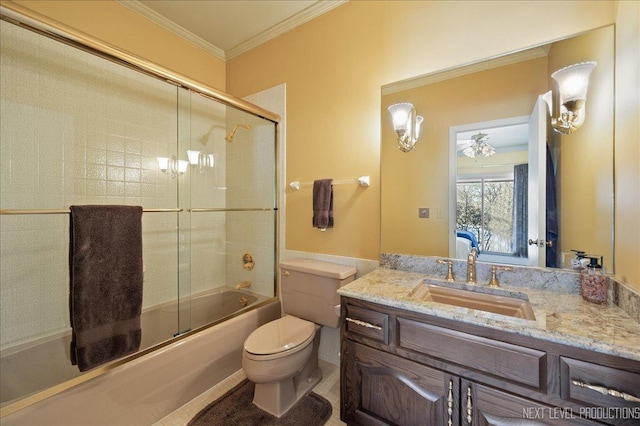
[154,360,345,425]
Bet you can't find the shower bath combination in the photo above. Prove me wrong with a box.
[225,124,251,142]
[0,9,279,416]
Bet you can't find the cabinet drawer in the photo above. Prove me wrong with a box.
[561,357,640,409]
[344,304,389,344]
[398,318,546,388]
[467,380,602,426]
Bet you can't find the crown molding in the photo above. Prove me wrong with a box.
[118,0,347,62]
[382,45,550,96]
[226,0,347,60]
[117,0,226,60]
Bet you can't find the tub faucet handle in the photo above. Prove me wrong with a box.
[236,280,252,289]
[436,259,455,282]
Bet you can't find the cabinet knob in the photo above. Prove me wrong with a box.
[283,270,290,276]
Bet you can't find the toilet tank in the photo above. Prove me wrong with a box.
[280,259,357,328]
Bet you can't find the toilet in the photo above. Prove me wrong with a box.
[242,258,357,417]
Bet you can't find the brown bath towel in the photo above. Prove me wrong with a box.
[69,205,143,372]
[312,179,333,230]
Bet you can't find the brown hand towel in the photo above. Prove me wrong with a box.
[69,205,143,372]
[312,179,334,230]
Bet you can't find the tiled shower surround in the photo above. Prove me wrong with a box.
[0,19,277,354]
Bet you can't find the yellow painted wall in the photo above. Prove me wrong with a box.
[380,57,548,257]
[227,0,616,261]
[548,27,614,271]
[614,0,640,288]
[6,0,226,90]
[4,0,636,289]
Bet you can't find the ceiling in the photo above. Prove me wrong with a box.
[120,1,529,152]
[119,0,346,60]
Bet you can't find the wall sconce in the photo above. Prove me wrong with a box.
[544,61,596,134]
[387,103,424,152]
[157,155,188,178]
[187,149,205,174]
[177,159,188,174]
[186,150,201,165]
[186,150,215,173]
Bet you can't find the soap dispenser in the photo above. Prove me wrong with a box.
[580,256,607,304]
[570,250,589,271]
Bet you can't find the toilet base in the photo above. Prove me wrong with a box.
[251,329,322,417]
[252,366,322,417]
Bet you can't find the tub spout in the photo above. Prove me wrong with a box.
[236,280,251,289]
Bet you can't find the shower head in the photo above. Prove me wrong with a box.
[225,124,250,142]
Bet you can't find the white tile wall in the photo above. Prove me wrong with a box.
[0,21,183,348]
[221,86,284,298]
[0,21,279,350]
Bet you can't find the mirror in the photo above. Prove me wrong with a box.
[381,25,614,272]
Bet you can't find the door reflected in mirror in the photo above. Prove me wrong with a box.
[450,97,551,268]
[451,116,533,266]
[381,25,614,272]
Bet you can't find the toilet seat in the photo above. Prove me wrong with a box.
[244,316,315,360]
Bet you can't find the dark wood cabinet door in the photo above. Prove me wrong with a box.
[463,380,603,426]
[343,340,459,426]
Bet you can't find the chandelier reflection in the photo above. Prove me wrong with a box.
[462,133,496,158]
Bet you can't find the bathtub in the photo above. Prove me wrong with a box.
[0,286,274,412]
[140,287,266,349]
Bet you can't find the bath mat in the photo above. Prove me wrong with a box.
[188,379,332,426]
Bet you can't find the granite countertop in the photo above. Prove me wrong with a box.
[338,268,640,361]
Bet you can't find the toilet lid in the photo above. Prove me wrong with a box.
[244,316,315,356]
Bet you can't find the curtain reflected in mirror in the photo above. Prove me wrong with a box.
[513,163,529,258]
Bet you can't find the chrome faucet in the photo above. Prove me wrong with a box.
[466,248,478,284]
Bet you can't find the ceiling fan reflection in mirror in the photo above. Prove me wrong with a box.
[459,132,496,158]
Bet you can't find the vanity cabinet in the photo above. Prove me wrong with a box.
[343,340,458,425]
[340,297,640,426]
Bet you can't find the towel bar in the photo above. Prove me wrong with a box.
[289,176,370,191]
[189,208,273,212]
[0,208,183,215]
